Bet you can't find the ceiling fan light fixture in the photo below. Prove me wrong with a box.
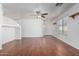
[36,11,41,15]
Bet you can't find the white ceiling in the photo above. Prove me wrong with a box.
[2,3,75,20]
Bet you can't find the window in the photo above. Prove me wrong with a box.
[58,18,68,35]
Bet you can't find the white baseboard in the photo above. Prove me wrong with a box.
[22,35,43,38]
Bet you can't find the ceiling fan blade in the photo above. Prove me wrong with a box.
[42,13,48,15]
[41,15,45,18]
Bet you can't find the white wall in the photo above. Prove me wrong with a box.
[52,4,79,49]
[3,16,19,27]
[2,27,15,44]
[15,26,21,39]
[43,20,56,35]
[17,17,43,37]
[67,15,79,49]
[2,16,21,44]
[0,4,3,49]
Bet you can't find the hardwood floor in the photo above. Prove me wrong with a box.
[0,35,79,56]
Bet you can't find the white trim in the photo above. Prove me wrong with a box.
[2,24,19,28]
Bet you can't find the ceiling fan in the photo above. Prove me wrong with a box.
[34,11,48,18]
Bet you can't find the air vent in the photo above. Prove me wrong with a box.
[56,3,63,6]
